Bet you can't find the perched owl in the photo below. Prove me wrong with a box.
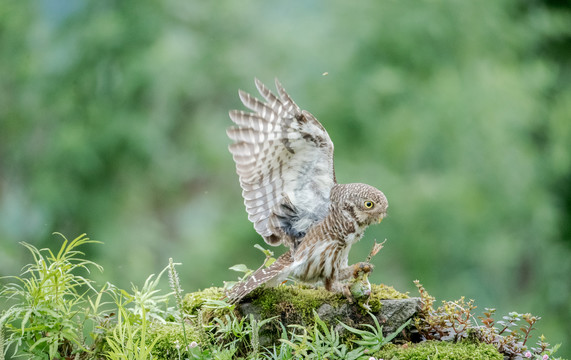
[226,78,388,303]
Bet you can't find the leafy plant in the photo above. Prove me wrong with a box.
[414,280,562,360]
[126,265,174,324]
[261,323,295,360]
[340,312,411,353]
[478,309,561,360]
[203,298,277,358]
[0,233,103,359]
[280,310,363,360]
[104,290,160,360]
[0,235,180,360]
[103,263,178,360]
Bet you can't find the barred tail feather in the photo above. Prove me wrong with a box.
[227,251,293,304]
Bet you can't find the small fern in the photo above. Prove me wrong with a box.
[339,312,411,353]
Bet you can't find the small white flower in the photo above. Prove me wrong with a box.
[524,351,532,358]
[188,341,198,349]
[174,340,180,349]
[543,355,549,360]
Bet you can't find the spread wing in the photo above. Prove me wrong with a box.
[227,78,336,247]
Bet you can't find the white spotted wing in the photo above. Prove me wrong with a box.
[227,79,336,246]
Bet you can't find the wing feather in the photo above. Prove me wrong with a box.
[228,78,336,246]
[275,79,302,114]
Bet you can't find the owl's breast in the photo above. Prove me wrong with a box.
[289,239,351,283]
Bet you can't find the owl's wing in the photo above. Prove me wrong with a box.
[227,78,336,247]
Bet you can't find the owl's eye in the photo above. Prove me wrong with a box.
[364,201,374,209]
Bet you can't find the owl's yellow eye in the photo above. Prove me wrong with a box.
[364,201,374,209]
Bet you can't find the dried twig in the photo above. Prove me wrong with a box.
[366,239,387,263]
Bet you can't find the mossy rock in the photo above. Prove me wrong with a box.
[142,285,506,360]
[241,283,410,319]
[179,283,418,348]
[238,283,419,346]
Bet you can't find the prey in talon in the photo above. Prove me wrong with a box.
[346,241,387,309]
[347,264,373,310]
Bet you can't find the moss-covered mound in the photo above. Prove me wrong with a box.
[130,284,509,360]
[244,283,409,322]
[182,283,408,322]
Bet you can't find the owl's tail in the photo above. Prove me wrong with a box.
[227,251,293,304]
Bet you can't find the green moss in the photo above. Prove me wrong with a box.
[250,284,344,323]
[181,284,407,317]
[145,322,201,360]
[374,341,503,360]
[183,287,224,315]
[182,286,230,324]
[371,283,409,299]
[248,283,409,325]
[368,283,409,312]
[179,283,409,326]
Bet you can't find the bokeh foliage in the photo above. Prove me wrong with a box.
[1,0,570,356]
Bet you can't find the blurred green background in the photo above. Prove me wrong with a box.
[1,0,570,356]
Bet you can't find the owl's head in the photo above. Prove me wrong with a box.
[332,183,388,227]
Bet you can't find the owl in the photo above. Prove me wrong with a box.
[226,78,388,303]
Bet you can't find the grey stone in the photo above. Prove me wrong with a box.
[376,298,421,334]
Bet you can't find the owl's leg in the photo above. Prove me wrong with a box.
[325,262,374,292]
[324,276,347,294]
[331,263,374,305]
[324,277,359,304]
[323,262,374,302]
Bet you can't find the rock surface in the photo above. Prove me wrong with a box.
[233,285,421,346]
[239,297,420,333]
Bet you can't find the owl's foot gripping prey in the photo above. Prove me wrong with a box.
[343,262,374,308]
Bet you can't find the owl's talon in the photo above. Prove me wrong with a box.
[342,285,355,303]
